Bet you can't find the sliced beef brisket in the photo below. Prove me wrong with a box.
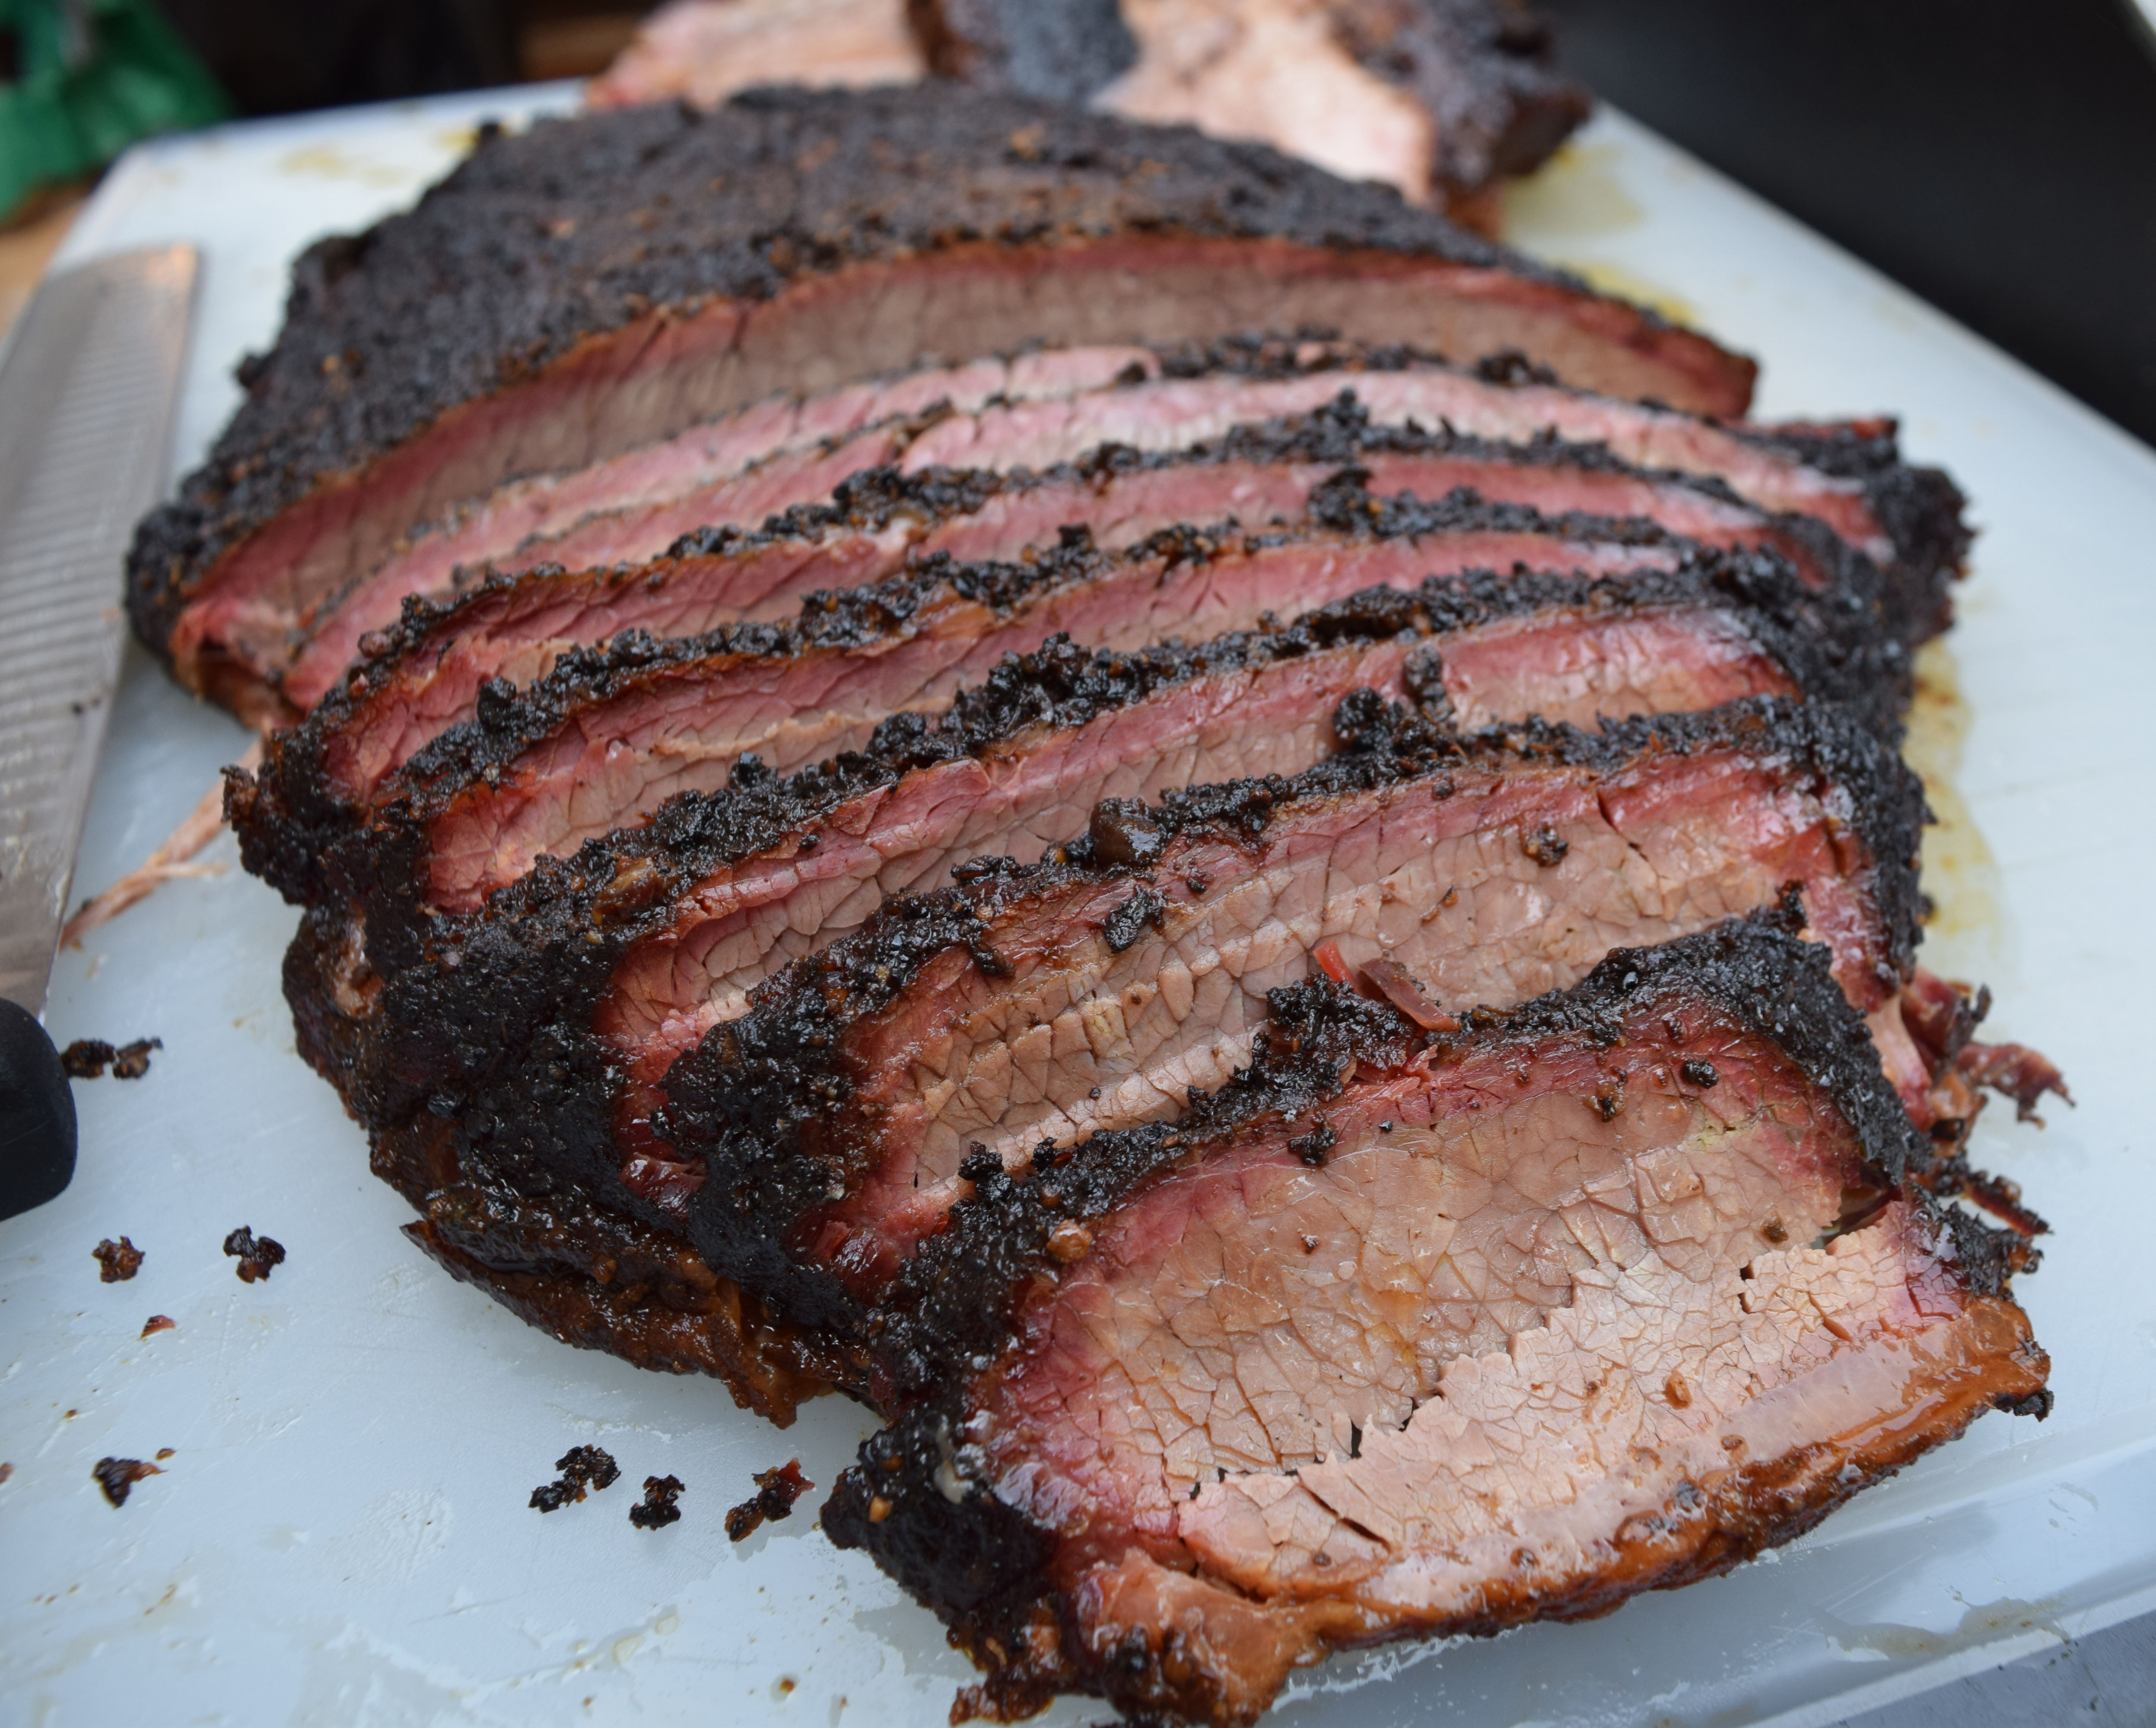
[277,344,1156,718]
[912,347,1962,632]
[235,410,1895,907]
[368,545,1887,925]
[265,601,1600,1409]
[312,546,1889,1022]
[295,688,1915,1408]
[653,696,1921,1351]
[824,919,2048,1725]
[128,86,1751,716]
[244,485,1695,909]
[198,338,1955,724]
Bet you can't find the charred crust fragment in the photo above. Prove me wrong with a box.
[530,1444,621,1512]
[1289,1118,1339,1166]
[630,1474,684,1529]
[61,1038,161,1080]
[222,1227,287,1283]
[60,1041,114,1080]
[92,1237,144,1282]
[1474,348,1560,388]
[1522,823,1570,867]
[93,1456,161,1507]
[1102,888,1166,954]
[1088,800,1168,870]
[109,1039,161,1080]
[724,1458,814,1541]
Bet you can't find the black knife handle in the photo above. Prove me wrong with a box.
[0,998,76,1220]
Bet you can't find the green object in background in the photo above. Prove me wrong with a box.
[0,0,230,222]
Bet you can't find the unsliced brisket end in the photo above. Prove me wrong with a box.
[255,342,1953,726]
[232,473,1711,908]
[658,697,1924,1350]
[128,86,1751,712]
[824,920,2048,1726]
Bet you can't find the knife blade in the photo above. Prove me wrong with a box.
[0,243,196,1220]
[0,243,197,1013]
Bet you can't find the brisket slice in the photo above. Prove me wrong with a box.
[655,697,1922,1351]
[372,542,1886,924]
[128,86,1751,709]
[232,478,1701,909]
[238,410,1892,906]
[326,545,1884,1005]
[822,919,2048,1727]
[282,588,1699,1419]
[274,345,1155,720]
[299,685,1909,1413]
[252,339,1956,725]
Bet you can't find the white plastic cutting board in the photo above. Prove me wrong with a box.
[4,85,2153,1728]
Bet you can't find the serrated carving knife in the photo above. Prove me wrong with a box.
[0,244,198,1219]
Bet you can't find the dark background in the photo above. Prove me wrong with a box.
[149,0,2156,447]
[1539,0,2156,446]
